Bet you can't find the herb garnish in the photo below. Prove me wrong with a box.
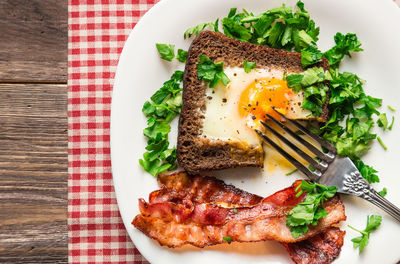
[223,236,232,243]
[378,187,387,197]
[243,60,256,73]
[286,168,298,176]
[388,116,395,130]
[348,215,382,253]
[377,113,388,130]
[139,71,184,176]
[156,44,175,61]
[286,180,337,238]
[156,44,188,63]
[185,1,319,52]
[197,55,230,87]
[176,49,188,63]
[184,20,219,39]
[377,137,387,151]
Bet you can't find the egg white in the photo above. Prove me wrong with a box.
[200,66,311,145]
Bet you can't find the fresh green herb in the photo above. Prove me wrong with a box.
[286,180,338,238]
[377,136,387,150]
[155,44,188,63]
[185,1,319,51]
[389,116,395,130]
[285,67,331,116]
[223,236,232,243]
[388,105,396,111]
[139,71,184,176]
[286,168,298,176]
[300,45,323,67]
[323,33,363,68]
[232,208,238,214]
[354,159,379,184]
[287,66,385,182]
[377,113,388,130]
[378,187,387,197]
[176,49,188,63]
[197,55,230,87]
[156,43,175,61]
[348,215,382,253]
[243,60,256,73]
[184,21,219,39]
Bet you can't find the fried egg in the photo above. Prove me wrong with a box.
[200,66,311,145]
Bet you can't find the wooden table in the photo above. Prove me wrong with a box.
[0,0,68,263]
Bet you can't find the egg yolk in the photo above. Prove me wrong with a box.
[238,77,294,122]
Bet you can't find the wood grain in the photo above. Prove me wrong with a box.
[0,84,68,263]
[0,0,67,81]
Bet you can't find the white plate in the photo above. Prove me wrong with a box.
[111,0,400,263]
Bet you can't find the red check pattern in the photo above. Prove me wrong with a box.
[68,0,158,263]
[68,0,399,263]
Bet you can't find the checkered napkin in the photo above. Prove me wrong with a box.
[68,0,159,262]
[68,1,400,263]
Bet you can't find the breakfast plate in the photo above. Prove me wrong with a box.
[110,0,400,263]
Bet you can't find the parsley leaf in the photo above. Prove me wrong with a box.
[378,187,387,197]
[139,71,184,176]
[185,1,319,51]
[176,49,188,63]
[354,159,379,184]
[243,60,256,73]
[286,180,338,238]
[184,21,218,39]
[223,236,232,243]
[377,113,388,130]
[348,215,382,253]
[156,43,175,61]
[286,67,331,116]
[323,33,363,68]
[301,45,323,67]
[197,55,230,87]
[156,44,188,63]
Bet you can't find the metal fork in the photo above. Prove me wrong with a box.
[254,109,400,222]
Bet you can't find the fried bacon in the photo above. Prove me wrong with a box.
[283,227,345,264]
[153,172,346,264]
[150,172,262,205]
[132,172,346,249]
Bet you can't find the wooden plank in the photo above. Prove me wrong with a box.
[0,84,68,263]
[0,0,67,81]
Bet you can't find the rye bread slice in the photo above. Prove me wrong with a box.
[177,31,329,174]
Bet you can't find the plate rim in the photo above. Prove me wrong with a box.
[110,0,400,263]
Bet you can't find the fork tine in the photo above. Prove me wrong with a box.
[259,121,328,172]
[265,113,334,162]
[254,129,321,181]
[271,108,336,154]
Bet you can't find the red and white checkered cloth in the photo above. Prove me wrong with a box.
[68,1,400,263]
[68,0,158,263]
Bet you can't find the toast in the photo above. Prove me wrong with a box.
[177,31,329,174]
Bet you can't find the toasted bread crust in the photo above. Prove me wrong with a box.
[177,31,329,174]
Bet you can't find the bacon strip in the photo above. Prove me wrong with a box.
[283,227,345,264]
[153,172,346,264]
[132,172,346,249]
[151,172,263,205]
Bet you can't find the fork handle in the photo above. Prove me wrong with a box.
[341,170,400,222]
[364,188,400,222]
